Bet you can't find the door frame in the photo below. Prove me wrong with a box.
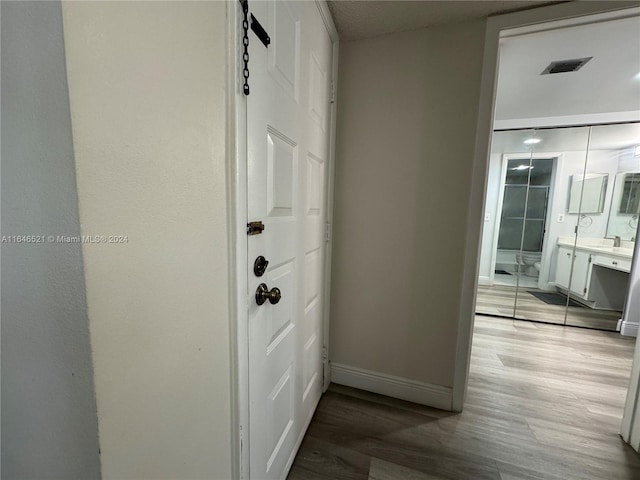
[452,0,640,412]
[228,1,339,478]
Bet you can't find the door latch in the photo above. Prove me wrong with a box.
[253,256,269,277]
[247,221,265,236]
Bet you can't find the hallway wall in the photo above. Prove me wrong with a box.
[330,20,485,405]
[62,2,233,478]
[1,2,101,478]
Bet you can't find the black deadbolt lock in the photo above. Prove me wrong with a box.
[254,256,269,277]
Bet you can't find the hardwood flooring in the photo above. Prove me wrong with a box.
[288,316,640,480]
[476,285,622,331]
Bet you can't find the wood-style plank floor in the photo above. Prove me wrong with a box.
[288,316,640,480]
[476,285,622,331]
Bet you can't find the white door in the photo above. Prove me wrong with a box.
[246,1,332,478]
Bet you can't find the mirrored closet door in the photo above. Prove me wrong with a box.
[476,122,640,331]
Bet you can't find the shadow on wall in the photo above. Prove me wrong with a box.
[1,1,101,478]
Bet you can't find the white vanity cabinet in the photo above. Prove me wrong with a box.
[555,241,632,310]
[556,246,573,290]
[556,246,592,297]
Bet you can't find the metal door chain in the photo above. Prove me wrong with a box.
[240,0,250,95]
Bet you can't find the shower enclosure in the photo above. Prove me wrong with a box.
[476,123,640,330]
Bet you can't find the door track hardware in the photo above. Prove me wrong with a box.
[250,14,271,47]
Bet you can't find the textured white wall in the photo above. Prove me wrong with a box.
[1,2,101,478]
[62,2,233,478]
[330,20,485,392]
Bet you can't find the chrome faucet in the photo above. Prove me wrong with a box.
[608,235,621,247]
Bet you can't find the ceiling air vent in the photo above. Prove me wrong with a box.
[541,57,592,75]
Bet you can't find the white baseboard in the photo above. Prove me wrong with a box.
[478,276,492,286]
[330,363,453,411]
[620,320,639,337]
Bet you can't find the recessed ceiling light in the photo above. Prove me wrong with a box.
[524,138,541,145]
[635,145,640,157]
[635,72,640,81]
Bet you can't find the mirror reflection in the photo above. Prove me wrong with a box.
[476,122,640,331]
[618,173,640,215]
[567,173,608,213]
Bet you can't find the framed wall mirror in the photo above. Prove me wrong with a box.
[618,172,640,215]
[567,173,608,213]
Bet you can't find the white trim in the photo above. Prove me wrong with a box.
[478,275,492,286]
[453,0,640,413]
[230,0,249,477]
[500,5,640,39]
[331,363,453,411]
[621,320,638,337]
[494,111,640,131]
[452,7,500,413]
[316,0,339,393]
[621,231,640,448]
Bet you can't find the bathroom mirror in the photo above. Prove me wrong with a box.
[567,173,608,214]
[607,172,640,240]
[597,123,640,241]
[618,172,640,214]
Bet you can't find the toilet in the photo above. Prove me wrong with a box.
[517,252,542,277]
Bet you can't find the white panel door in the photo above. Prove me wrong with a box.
[246,1,332,479]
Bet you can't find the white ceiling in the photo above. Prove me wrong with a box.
[494,15,640,124]
[327,0,558,41]
[327,1,640,134]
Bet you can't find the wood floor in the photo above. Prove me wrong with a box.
[288,316,640,480]
[476,285,622,331]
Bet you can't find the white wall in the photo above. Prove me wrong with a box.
[621,236,640,448]
[1,2,102,478]
[61,2,233,478]
[330,20,485,403]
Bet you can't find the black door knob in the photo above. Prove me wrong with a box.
[255,283,281,305]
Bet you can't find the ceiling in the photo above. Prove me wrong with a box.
[494,14,640,124]
[327,0,560,41]
[327,2,640,129]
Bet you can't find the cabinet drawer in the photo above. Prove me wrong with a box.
[592,255,631,273]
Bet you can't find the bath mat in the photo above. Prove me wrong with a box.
[495,270,512,275]
[527,291,582,308]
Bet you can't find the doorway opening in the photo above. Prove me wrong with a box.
[477,123,640,330]
[453,0,640,455]
[473,6,640,332]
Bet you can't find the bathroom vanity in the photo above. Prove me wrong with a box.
[556,237,633,310]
